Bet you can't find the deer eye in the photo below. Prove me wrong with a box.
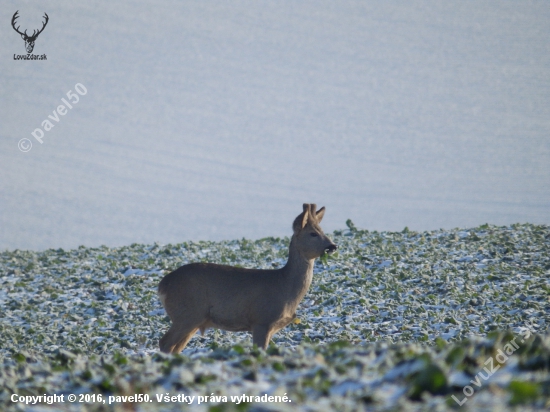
[310,232,318,237]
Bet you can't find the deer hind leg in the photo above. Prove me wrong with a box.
[159,324,179,353]
[159,322,199,354]
[252,324,274,350]
[171,327,199,354]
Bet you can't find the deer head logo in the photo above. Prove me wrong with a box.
[11,11,49,54]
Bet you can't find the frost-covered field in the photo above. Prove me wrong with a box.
[1,223,549,410]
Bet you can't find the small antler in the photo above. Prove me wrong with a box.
[29,13,49,40]
[309,204,317,218]
[11,11,49,40]
[11,11,25,37]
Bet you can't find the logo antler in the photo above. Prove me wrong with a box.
[12,10,49,53]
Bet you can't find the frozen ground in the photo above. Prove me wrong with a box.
[1,1,549,250]
[1,223,549,410]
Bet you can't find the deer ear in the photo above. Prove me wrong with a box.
[293,204,309,233]
[301,205,309,229]
[316,206,325,223]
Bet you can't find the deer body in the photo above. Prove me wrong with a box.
[158,204,336,353]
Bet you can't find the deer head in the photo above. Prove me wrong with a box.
[12,11,49,54]
[292,203,337,260]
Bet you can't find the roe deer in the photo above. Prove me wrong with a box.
[158,203,337,353]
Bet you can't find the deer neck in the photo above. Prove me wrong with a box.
[281,236,315,303]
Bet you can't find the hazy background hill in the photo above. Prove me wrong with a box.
[1,1,549,250]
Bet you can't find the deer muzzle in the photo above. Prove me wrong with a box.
[325,243,337,254]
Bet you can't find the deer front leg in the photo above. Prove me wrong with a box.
[252,324,273,350]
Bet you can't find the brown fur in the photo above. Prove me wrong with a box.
[158,203,337,353]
